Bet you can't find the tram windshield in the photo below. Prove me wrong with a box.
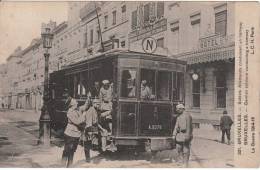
[121,69,137,98]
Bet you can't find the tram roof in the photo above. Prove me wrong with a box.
[60,49,186,72]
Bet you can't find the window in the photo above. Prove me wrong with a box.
[131,10,137,30]
[157,2,164,19]
[169,21,179,54]
[121,40,125,48]
[112,10,117,25]
[216,71,226,108]
[215,4,227,36]
[192,79,200,107]
[104,15,108,29]
[140,69,155,100]
[90,29,93,45]
[157,71,171,100]
[170,21,179,32]
[157,38,164,48]
[190,13,200,25]
[190,13,201,49]
[121,5,126,22]
[96,26,100,42]
[144,3,150,23]
[121,70,137,98]
[84,28,88,48]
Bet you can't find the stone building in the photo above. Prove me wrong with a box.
[5,47,23,109]
[127,2,235,127]
[1,2,235,127]
[0,64,7,107]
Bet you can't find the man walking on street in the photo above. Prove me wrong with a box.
[172,104,193,167]
[220,110,233,145]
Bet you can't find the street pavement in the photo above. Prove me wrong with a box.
[0,109,234,168]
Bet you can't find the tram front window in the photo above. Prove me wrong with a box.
[157,71,172,100]
[121,70,137,98]
[140,69,155,100]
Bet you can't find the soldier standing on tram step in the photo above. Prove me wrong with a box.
[220,110,233,145]
[82,98,100,162]
[172,104,193,167]
[99,80,113,135]
[62,97,85,167]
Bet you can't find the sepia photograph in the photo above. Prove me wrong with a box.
[0,1,258,168]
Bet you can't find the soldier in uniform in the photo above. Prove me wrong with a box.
[82,98,100,162]
[172,104,193,167]
[62,98,85,167]
[220,110,233,145]
[99,80,113,135]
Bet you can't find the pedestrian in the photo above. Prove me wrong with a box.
[62,98,85,167]
[172,104,193,167]
[220,110,233,145]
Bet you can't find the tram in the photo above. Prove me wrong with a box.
[49,50,186,152]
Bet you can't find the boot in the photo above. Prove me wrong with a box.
[227,140,231,145]
[84,149,91,162]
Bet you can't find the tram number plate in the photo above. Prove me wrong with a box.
[148,124,162,130]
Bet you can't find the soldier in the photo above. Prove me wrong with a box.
[140,80,152,99]
[220,110,233,145]
[99,80,113,135]
[62,98,85,167]
[82,98,100,162]
[172,104,193,167]
[88,81,100,99]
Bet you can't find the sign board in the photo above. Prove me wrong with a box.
[142,37,157,53]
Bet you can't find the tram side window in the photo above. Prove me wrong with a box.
[157,71,172,100]
[121,70,137,98]
[79,71,88,97]
[66,75,74,98]
[140,69,156,100]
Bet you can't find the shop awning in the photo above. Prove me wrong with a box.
[177,44,234,65]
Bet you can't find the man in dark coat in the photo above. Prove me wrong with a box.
[220,110,233,145]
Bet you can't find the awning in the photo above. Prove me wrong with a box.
[177,44,234,65]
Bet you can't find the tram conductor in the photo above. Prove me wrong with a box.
[172,104,193,167]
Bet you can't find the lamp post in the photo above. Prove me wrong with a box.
[39,26,53,146]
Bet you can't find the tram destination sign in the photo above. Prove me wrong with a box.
[142,37,157,54]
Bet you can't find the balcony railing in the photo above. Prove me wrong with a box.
[199,34,234,49]
[129,18,167,43]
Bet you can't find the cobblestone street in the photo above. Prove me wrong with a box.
[0,109,234,168]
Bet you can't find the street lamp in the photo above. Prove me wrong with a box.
[39,26,53,146]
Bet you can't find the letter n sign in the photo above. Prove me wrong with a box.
[142,37,157,53]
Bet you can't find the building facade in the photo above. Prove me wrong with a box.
[1,2,235,127]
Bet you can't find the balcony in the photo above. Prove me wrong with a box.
[129,18,167,43]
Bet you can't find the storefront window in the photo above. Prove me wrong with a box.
[157,71,171,100]
[192,79,200,107]
[216,72,226,108]
[121,69,137,98]
[140,69,156,100]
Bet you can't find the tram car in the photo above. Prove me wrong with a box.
[49,50,186,152]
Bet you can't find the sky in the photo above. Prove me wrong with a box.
[0,2,68,64]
